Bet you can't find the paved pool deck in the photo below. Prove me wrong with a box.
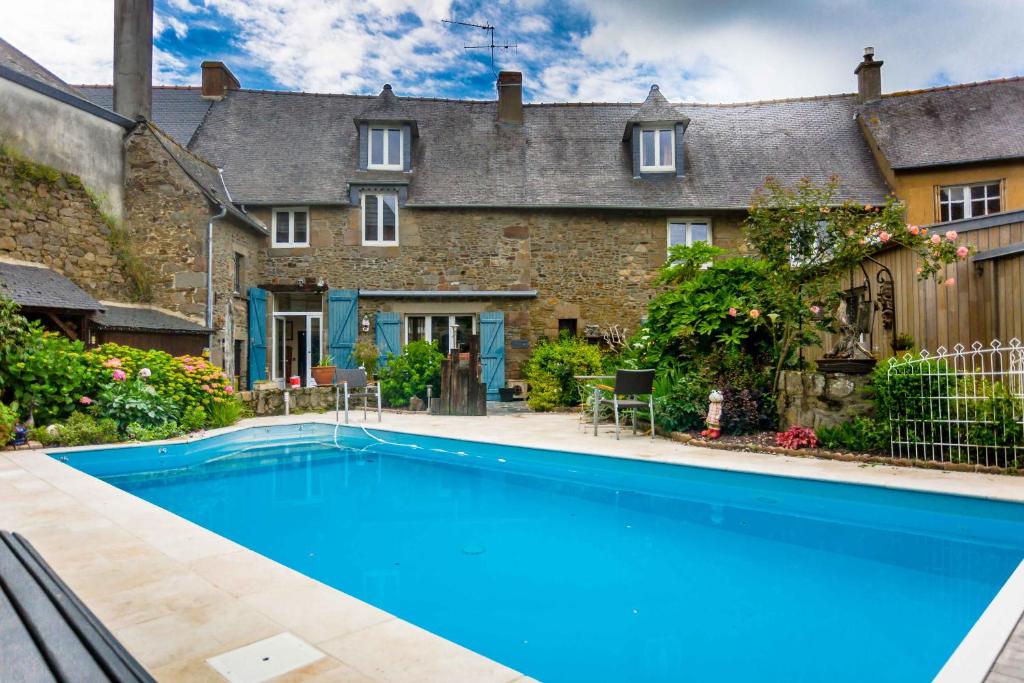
[2,410,1023,682]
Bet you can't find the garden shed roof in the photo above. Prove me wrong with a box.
[93,304,210,333]
[0,261,102,312]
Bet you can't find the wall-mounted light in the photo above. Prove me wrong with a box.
[361,315,371,333]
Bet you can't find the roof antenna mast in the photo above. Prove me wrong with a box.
[441,18,517,75]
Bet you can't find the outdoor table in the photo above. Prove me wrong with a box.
[574,375,615,436]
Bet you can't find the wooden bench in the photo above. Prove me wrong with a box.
[0,530,155,682]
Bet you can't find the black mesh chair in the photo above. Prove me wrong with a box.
[593,369,656,440]
[334,368,382,423]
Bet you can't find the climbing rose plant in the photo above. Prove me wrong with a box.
[743,177,971,390]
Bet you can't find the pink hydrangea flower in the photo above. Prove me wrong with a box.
[878,231,891,242]
[727,307,737,317]
[931,234,942,245]
[201,384,210,391]
[944,277,956,287]
[79,396,93,405]
[112,369,127,381]
[749,309,761,319]
[183,365,194,372]
[956,246,969,259]
[224,385,234,395]
[946,230,958,241]
[104,358,122,368]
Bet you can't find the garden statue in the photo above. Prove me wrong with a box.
[824,299,872,360]
[701,390,724,440]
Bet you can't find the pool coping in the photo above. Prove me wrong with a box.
[17,411,1024,681]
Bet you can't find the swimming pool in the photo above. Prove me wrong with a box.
[57,423,1024,682]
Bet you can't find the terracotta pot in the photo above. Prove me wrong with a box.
[311,366,336,386]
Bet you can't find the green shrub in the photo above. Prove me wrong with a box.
[962,380,1024,451]
[39,412,119,447]
[816,417,889,453]
[180,405,207,433]
[206,398,244,429]
[125,421,184,442]
[95,377,178,431]
[524,336,604,411]
[379,340,444,408]
[353,340,380,378]
[0,401,16,445]
[652,367,710,432]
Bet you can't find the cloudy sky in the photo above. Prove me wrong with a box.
[4,0,1024,103]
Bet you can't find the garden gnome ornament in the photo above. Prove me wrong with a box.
[702,390,724,439]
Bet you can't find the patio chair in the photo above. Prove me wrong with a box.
[334,368,382,424]
[593,369,656,440]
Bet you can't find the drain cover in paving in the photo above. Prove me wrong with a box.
[206,632,324,682]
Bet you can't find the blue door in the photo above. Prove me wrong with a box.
[479,311,505,400]
[247,287,268,389]
[375,311,401,368]
[327,289,358,368]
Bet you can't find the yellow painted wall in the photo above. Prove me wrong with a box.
[894,161,1024,226]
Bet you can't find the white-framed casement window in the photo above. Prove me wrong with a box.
[361,193,399,245]
[272,207,309,248]
[368,126,403,170]
[667,218,711,254]
[640,127,675,173]
[405,314,476,354]
[938,181,1002,222]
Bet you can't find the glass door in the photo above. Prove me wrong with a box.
[272,313,323,387]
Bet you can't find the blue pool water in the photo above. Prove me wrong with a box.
[59,424,1024,682]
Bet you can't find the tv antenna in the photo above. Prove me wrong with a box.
[442,18,517,75]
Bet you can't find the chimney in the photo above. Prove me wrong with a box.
[112,0,153,120]
[855,47,883,103]
[497,71,523,124]
[201,61,241,100]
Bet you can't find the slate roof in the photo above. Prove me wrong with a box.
[76,86,212,146]
[624,85,690,138]
[0,36,83,99]
[189,88,891,209]
[0,262,102,312]
[859,78,1024,169]
[93,304,209,333]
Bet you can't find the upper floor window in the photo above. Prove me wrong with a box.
[369,127,403,170]
[362,193,399,245]
[272,207,308,248]
[641,127,675,172]
[939,181,1001,222]
[233,252,245,293]
[667,218,710,253]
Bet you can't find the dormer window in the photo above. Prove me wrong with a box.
[368,126,403,170]
[641,127,675,172]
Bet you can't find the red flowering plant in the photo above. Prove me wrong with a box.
[744,177,971,390]
[776,426,818,450]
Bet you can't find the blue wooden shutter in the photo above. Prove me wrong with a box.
[479,312,505,400]
[328,289,358,368]
[375,311,401,367]
[247,287,268,388]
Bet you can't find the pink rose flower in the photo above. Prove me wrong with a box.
[946,230,958,241]
[727,307,737,317]
[944,277,956,287]
[749,309,761,319]
[878,231,891,242]
[112,369,127,381]
[931,234,941,245]
[79,396,93,405]
[809,305,821,314]
[956,246,969,259]
[915,267,923,275]
[908,225,920,235]
[921,228,929,235]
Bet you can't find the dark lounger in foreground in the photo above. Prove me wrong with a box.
[0,531,155,682]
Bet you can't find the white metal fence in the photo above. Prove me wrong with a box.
[886,338,1024,467]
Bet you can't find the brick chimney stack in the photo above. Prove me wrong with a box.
[112,0,153,120]
[497,71,523,124]
[201,61,241,100]
[855,47,883,103]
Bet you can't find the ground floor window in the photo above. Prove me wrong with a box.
[558,318,578,337]
[405,314,476,353]
[667,218,711,254]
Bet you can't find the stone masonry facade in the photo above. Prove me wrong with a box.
[249,205,745,377]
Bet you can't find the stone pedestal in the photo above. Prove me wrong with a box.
[778,370,874,429]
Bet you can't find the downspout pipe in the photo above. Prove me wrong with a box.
[207,204,228,353]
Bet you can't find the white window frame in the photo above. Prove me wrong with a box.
[667,217,712,255]
[367,126,404,171]
[938,181,1002,223]
[271,207,310,248]
[361,193,400,246]
[640,126,676,173]
[404,314,477,353]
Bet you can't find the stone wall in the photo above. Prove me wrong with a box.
[0,148,128,301]
[778,370,875,429]
[237,385,337,416]
[248,205,746,378]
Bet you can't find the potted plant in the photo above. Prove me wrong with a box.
[312,354,337,386]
